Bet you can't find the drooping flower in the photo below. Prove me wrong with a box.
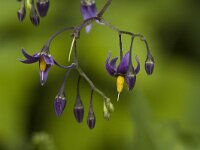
[80,0,97,32]
[105,51,140,100]
[19,47,54,85]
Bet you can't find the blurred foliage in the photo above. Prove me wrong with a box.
[0,0,200,150]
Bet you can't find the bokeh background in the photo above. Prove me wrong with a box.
[0,0,200,150]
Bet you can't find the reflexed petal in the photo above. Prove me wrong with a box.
[135,56,140,74]
[21,48,39,59]
[39,64,51,85]
[117,52,129,74]
[105,53,118,76]
[43,54,54,65]
[54,97,66,117]
[19,58,39,64]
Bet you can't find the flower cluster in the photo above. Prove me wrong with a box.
[18,0,154,129]
[17,0,50,26]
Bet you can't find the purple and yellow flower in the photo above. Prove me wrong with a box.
[80,0,97,32]
[19,48,54,85]
[105,51,140,100]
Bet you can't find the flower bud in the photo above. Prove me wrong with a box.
[103,102,111,120]
[73,95,84,123]
[105,100,114,113]
[17,6,26,22]
[87,105,96,129]
[145,55,154,75]
[54,94,66,117]
[30,5,40,26]
[36,0,50,17]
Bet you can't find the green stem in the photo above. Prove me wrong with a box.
[97,0,113,18]
[76,66,109,101]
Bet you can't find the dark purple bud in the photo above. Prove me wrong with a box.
[87,105,96,129]
[145,55,154,75]
[36,0,50,17]
[54,95,66,117]
[17,6,26,22]
[73,95,84,123]
[30,5,40,26]
[125,65,136,91]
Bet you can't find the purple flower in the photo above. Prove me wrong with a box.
[80,0,97,32]
[105,52,140,100]
[19,48,54,85]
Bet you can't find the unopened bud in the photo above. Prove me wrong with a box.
[36,0,50,17]
[54,95,66,117]
[87,105,96,129]
[145,55,154,75]
[30,5,40,26]
[17,6,26,22]
[73,95,84,123]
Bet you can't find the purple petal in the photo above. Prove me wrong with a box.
[105,53,118,76]
[87,3,97,18]
[21,48,38,59]
[81,3,97,33]
[135,56,140,74]
[117,52,129,74]
[81,3,97,20]
[85,24,92,33]
[39,64,51,85]
[54,97,66,117]
[81,5,90,20]
[19,58,39,64]
[43,54,54,65]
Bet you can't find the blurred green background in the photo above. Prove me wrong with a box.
[0,0,200,150]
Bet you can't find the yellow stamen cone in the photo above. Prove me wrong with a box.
[39,57,47,72]
[116,76,124,101]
